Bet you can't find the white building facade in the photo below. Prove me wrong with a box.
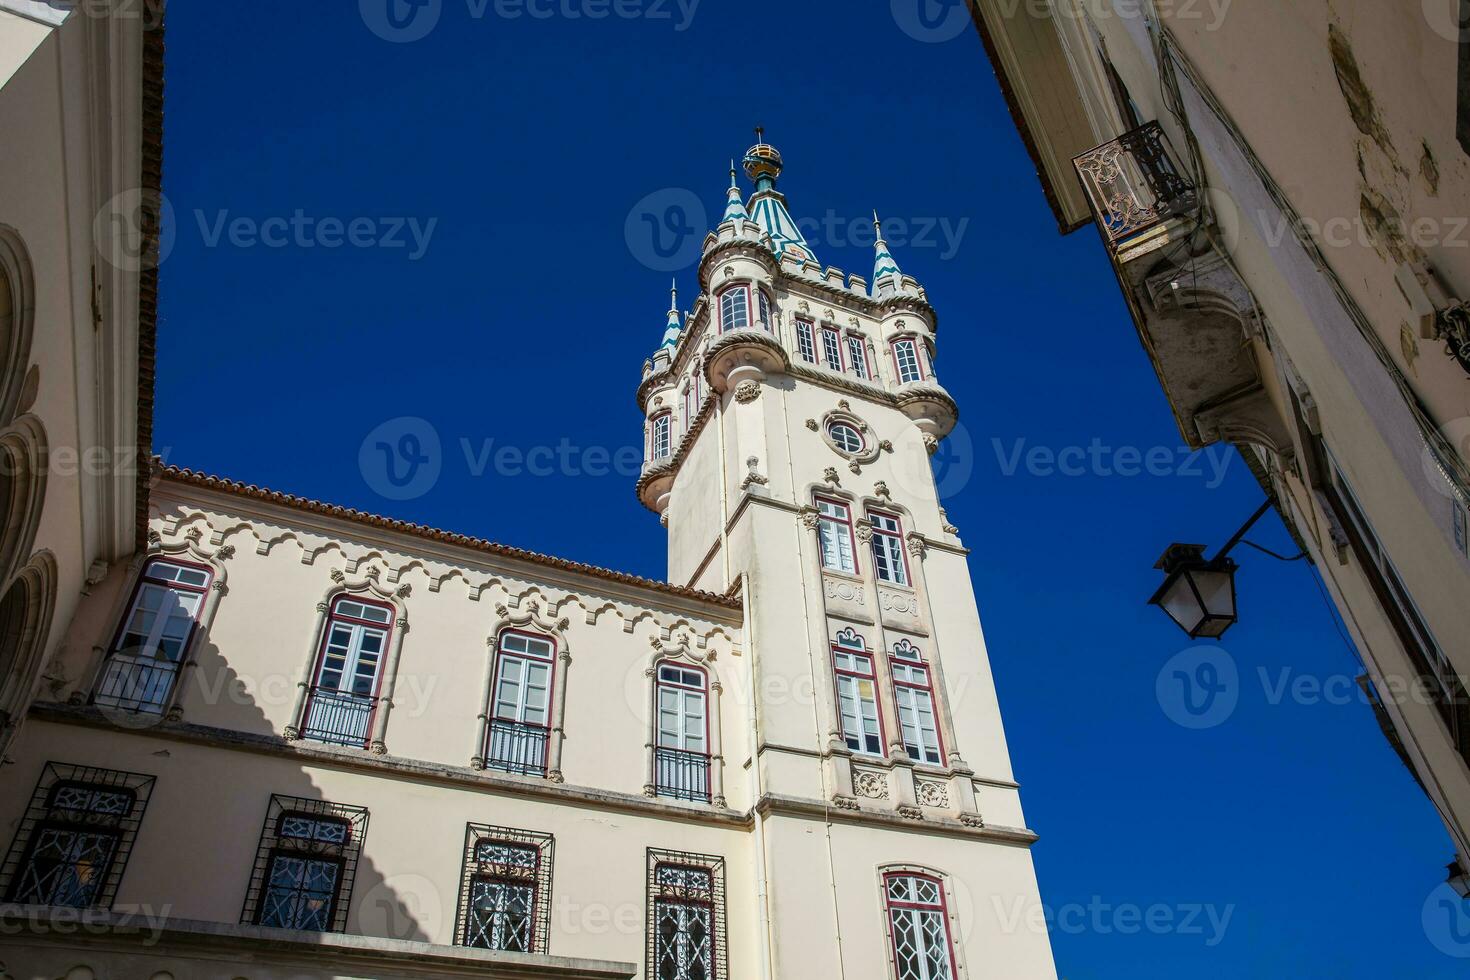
[0,17,1060,968]
[971,0,1470,889]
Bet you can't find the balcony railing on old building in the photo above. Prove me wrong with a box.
[485,720,549,777]
[93,654,180,716]
[300,688,375,747]
[655,747,711,804]
[1074,121,1198,251]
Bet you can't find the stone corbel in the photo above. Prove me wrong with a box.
[1193,382,1294,463]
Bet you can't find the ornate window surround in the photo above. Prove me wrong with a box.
[473,599,573,782]
[284,569,410,755]
[0,762,156,910]
[453,822,555,954]
[646,848,728,980]
[240,794,369,934]
[876,864,966,980]
[814,404,884,466]
[643,635,725,807]
[82,530,231,723]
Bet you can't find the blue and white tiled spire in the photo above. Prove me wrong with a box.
[743,133,817,266]
[659,280,682,352]
[871,211,904,297]
[721,162,751,225]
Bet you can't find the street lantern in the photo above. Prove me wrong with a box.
[1149,544,1239,640]
[1149,501,1276,641]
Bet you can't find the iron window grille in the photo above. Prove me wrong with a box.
[0,763,155,909]
[93,558,210,716]
[883,872,957,980]
[454,823,554,955]
[647,849,726,980]
[241,795,368,933]
[1073,120,1198,249]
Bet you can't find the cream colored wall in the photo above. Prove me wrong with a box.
[0,720,757,972]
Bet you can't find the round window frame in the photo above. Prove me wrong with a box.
[817,409,882,464]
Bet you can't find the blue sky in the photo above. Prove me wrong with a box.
[155,1,1459,974]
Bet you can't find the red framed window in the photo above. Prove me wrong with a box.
[794,319,817,363]
[465,839,541,952]
[257,811,352,931]
[93,558,210,716]
[648,412,673,461]
[891,640,944,765]
[846,334,871,380]
[300,597,394,747]
[486,630,556,777]
[892,337,926,384]
[868,511,911,587]
[652,862,718,979]
[756,288,772,331]
[815,496,858,575]
[820,325,845,372]
[883,872,957,980]
[832,629,883,756]
[718,285,751,333]
[655,663,711,803]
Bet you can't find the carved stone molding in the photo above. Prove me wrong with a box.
[741,456,769,490]
[915,778,949,809]
[823,467,840,485]
[853,768,889,800]
[897,804,923,821]
[798,505,820,530]
[832,794,861,811]
[734,380,762,403]
[905,532,928,559]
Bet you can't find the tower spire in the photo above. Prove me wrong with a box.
[721,160,751,225]
[871,209,904,296]
[742,133,817,265]
[659,279,681,352]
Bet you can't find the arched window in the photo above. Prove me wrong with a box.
[757,288,772,331]
[832,630,883,756]
[93,559,210,717]
[891,640,943,765]
[892,337,926,384]
[883,872,957,980]
[299,596,394,747]
[486,630,556,777]
[654,663,710,803]
[648,412,673,461]
[718,285,750,332]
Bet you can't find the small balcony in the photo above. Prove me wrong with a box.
[1074,121,1198,260]
[654,747,711,804]
[484,719,549,777]
[93,654,181,716]
[300,688,375,747]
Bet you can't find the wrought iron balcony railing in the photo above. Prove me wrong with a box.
[485,719,550,777]
[300,688,375,747]
[655,747,711,804]
[93,654,180,715]
[1074,121,1198,250]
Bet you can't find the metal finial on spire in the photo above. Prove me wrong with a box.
[669,278,679,312]
[872,207,903,294]
[755,125,765,144]
[873,210,884,239]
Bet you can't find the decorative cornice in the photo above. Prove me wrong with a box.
[153,463,741,611]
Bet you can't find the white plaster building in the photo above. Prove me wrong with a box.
[0,6,1060,974]
[971,0,1470,891]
